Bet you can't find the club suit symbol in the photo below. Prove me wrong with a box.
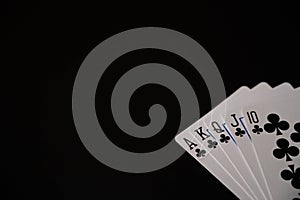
[273,138,299,161]
[195,148,206,158]
[281,165,300,189]
[264,113,289,136]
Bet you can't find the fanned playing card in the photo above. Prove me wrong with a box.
[241,84,300,199]
[175,82,300,200]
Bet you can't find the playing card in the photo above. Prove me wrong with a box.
[175,82,300,200]
[175,129,254,200]
[241,84,300,199]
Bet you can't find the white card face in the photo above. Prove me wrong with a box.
[223,83,287,200]
[181,87,261,199]
[242,85,300,200]
[175,130,254,200]
[175,82,300,200]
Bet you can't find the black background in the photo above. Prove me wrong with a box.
[2,1,299,199]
